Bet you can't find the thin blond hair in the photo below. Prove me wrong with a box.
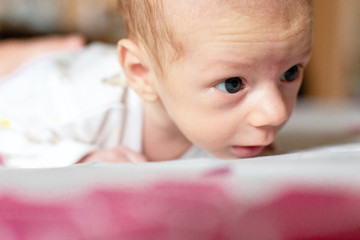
[118,0,181,76]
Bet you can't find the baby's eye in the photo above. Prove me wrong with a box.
[215,77,245,94]
[281,65,299,82]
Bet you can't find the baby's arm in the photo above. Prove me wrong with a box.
[0,35,84,78]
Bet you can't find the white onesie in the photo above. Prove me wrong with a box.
[0,43,213,168]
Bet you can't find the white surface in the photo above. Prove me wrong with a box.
[276,98,360,152]
[0,142,359,203]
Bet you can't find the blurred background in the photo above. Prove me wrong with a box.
[0,0,359,100]
[0,0,125,42]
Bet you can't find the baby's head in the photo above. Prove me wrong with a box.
[118,0,313,159]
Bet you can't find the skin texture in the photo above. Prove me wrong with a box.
[119,0,313,162]
[119,0,312,160]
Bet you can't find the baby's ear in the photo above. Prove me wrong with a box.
[118,39,158,102]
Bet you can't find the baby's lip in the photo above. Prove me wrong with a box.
[231,145,266,158]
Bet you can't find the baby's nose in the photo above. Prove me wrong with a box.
[248,88,289,128]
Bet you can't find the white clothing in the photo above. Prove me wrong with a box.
[0,43,212,168]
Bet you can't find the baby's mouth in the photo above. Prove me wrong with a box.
[231,145,265,158]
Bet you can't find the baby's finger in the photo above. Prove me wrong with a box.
[114,146,147,163]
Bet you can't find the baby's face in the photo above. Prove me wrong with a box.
[152,0,312,158]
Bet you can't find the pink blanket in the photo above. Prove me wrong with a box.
[1,179,359,240]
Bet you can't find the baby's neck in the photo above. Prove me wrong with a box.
[142,102,191,162]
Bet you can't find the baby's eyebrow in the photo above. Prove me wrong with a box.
[200,58,254,73]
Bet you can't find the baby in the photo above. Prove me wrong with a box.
[0,0,313,167]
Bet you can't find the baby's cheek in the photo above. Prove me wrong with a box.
[194,121,236,146]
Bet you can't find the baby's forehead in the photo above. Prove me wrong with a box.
[164,0,311,20]
[163,0,313,41]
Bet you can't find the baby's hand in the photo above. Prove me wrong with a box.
[78,146,147,164]
[0,35,85,78]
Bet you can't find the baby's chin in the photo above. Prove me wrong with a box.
[258,144,277,156]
